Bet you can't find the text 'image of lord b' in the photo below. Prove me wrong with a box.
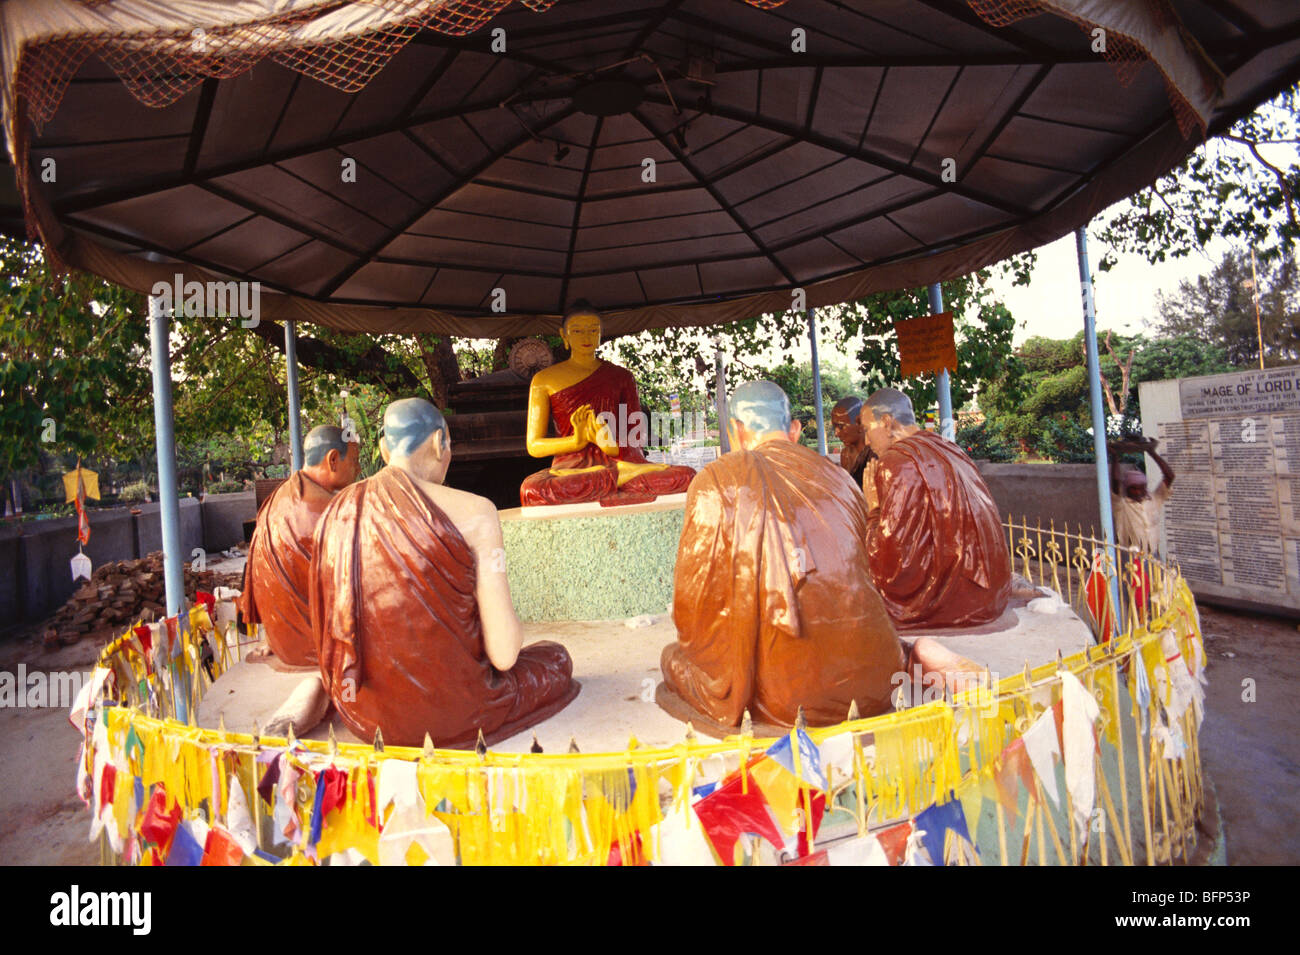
[658,380,905,735]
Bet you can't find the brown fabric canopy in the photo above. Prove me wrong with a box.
[2,0,1297,338]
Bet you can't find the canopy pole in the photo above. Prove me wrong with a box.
[1076,226,1121,626]
[149,296,184,617]
[808,307,827,455]
[715,342,730,454]
[285,319,304,472]
[149,295,189,722]
[928,283,955,440]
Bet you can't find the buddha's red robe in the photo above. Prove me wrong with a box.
[520,360,695,506]
[237,471,332,666]
[310,466,578,748]
[866,431,1012,629]
[661,440,905,728]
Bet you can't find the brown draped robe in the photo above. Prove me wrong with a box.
[662,440,904,728]
[310,466,578,748]
[237,471,333,666]
[520,360,694,506]
[866,431,1012,629]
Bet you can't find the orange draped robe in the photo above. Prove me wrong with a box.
[520,360,695,506]
[866,431,1012,629]
[310,466,578,748]
[237,471,333,666]
[661,440,905,728]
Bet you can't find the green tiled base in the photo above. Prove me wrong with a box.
[501,503,685,622]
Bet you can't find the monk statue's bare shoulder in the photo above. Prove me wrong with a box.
[424,482,501,550]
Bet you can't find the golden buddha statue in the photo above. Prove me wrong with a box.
[520,301,695,506]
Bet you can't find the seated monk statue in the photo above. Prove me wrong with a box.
[860,388,1012,629]
[520,300,695,506]
[237,425,359,667]
[659,380,905,730]
[310,398,579,748]
[831,395,872,489]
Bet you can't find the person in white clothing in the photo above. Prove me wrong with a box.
[1108,436,1175,556]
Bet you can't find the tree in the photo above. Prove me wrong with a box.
[981,331,1234,461]
[1095,85,1299,268]
[612,269,1022,447]
[1155,249,1300,367]
[0,237,151,485]
[0,233,480,506]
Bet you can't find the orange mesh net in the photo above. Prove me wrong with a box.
[967,0,1205,138]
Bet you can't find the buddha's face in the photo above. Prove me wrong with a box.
[561,312,602,359]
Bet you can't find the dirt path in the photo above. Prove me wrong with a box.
[1,602,1294,866]
[1196,604,1300,865]
[0,636,102,865]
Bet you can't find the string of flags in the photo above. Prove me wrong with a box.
[69,579,1207,865]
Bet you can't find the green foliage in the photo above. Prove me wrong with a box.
[1095,85,1299,269]
[956,419,1017,462]
[1155,249,1299,368]
[825,269,1021,419]
[0,236,151,478]
[981,328,1236,461]
[119,481,151,503]
[612,268,1021,448]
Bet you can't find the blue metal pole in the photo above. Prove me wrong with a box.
[285,319,304,472]
[715,343,730,454]
[808,307,827,455]
[149,296,184,616]
[1076,226,1121,628]
[928,283,955,440]
[149,295,188,721]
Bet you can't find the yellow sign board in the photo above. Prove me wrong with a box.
[895,311,957,378]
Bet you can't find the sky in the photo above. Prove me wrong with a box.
[991,230,1223,346]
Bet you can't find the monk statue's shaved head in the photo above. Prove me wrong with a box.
[863,387,916,427]
[303,425,352,468]
[832,395,863,419]
[383,398,447,459]
[731,380,792,436]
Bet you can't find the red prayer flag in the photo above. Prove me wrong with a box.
[98,764,116,813]
[873,820,913,867]
[139,787,182,850]
[201,826,245,867]
[693,773,785,865]
[319,766,348,818]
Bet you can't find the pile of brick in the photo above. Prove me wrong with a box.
[41,552,242,649]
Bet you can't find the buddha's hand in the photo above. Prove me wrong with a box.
[591,415,619,456]
[569,405,594,443]
[568,404,619,455]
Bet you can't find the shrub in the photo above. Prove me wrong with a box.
[119,481,152,503]
[956,420,1017,462]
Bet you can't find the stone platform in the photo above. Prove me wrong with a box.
[198,589,1093,754]
[499,494,686,622]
